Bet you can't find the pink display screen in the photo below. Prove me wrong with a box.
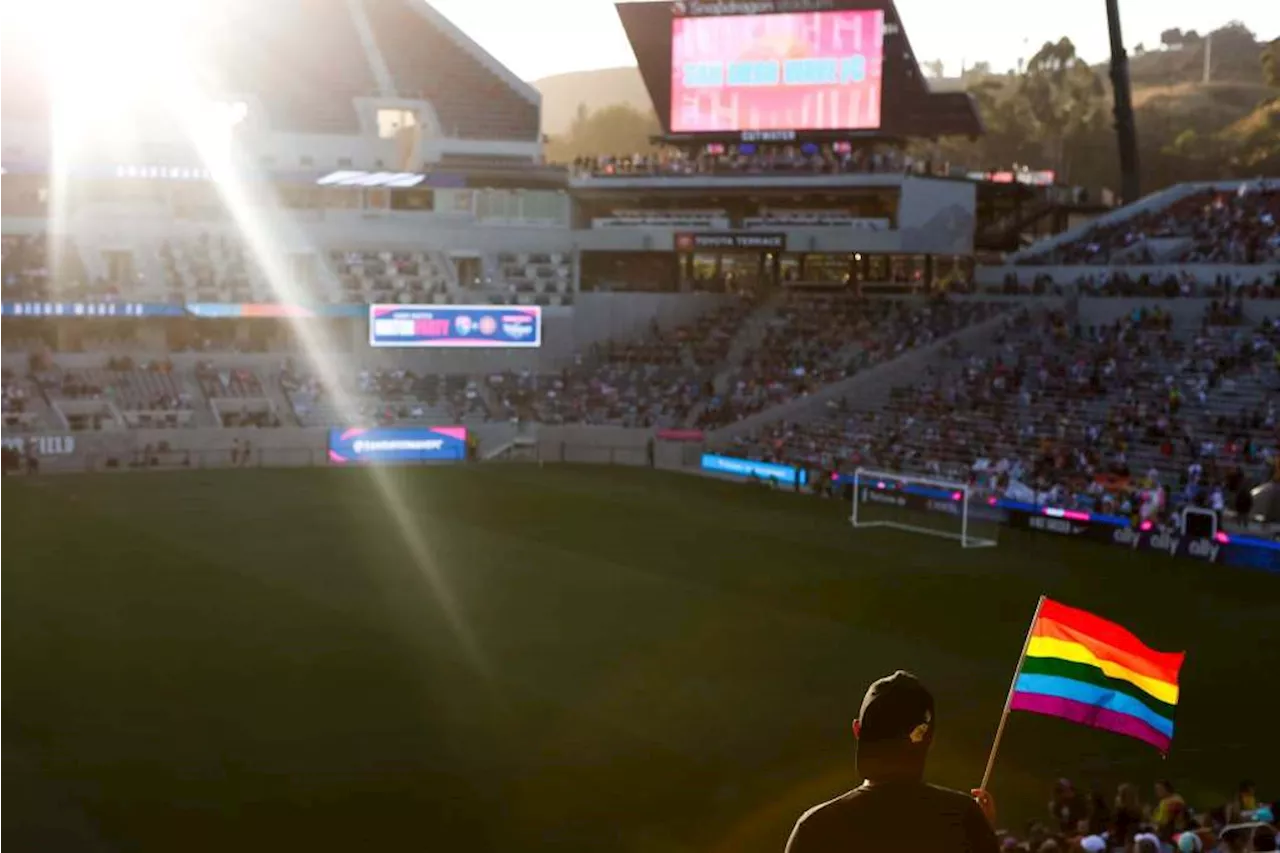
[670,10,884,133]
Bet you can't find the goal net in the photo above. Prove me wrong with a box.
[850,468,999,548]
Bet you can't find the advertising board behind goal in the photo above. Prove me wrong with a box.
[328,427,467,464]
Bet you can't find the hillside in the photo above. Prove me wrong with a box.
[530,23,1271,137]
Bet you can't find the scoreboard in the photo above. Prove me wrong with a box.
[368,304,542,348]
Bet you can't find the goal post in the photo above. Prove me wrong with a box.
[850,467,999,549]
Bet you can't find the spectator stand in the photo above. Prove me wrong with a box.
[570,143,912,179]
[278,360,492,429]
[990,776,1275,853]
[699,295,1003,430]
[163,232,270,305]
[196,361,281,428]
[1014,183,1280,267]
[729,303,1279,535]
[463,252,575,307]
[34,363,128,432]
[1,367,62,432]
[982,180,1280,293]
[328,248,453,306]
[486,305,745,429]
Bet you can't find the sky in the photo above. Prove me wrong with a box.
[428,0,1279,82]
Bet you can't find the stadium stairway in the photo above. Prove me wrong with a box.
[707,303,1039,443]
[475,379,506,421]
[27,382,69,431]
[263,376,299,426]
[138,236,174,301]
[711,292,787,394]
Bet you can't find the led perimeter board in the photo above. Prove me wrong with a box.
[368,304,542,348]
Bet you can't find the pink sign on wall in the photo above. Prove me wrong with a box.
[670,10,885,133]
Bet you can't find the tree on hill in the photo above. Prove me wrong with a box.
[961,61,993,82]
[1017,38,1108,182]
[1263,38,1280,87]
[544,103,662,162]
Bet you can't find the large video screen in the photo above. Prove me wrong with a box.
[670,9,884,133]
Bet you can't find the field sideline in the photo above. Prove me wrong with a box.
[5,465,1278,852]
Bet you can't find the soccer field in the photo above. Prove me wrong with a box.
[5,465,1278,852]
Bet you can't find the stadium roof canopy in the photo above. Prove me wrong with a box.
[1,0,540,142]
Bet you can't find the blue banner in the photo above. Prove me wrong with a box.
[2,301,368,319]
[327,426,467,464]
[368,304,542,348]
[2,301,184,317]
[701,453,807,486]
[185,303,367,318]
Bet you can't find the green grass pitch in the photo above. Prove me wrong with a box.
[5,465,1278,852]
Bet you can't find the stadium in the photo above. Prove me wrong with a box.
[3,0,1279,850]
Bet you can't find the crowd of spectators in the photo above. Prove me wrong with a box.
[699,296,1002,429]
[993,270,1280,299]
[485,314,716,428]
[730,303,1279,528]
[992,777,1274,853]
[2,235,51,301]
[573,143,910,178]
[1017,183,1280,266]
[1,367,37,428]
[196,362,266,399]
[39,359,193,411]
[280,363,490,426]
[1,234,109,301]
[162,233,260,304]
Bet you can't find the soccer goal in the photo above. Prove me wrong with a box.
[850,467,999,548]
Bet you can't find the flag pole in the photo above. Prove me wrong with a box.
[979,594,1046,792]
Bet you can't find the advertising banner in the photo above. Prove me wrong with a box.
[368,305,542,348]
[327,427,467,464]
[701,452,807,486]
[2,302,184,318]
[675,232,787,251]
[1,435,77,456]
[657,429,705,442]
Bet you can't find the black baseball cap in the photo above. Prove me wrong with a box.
[858,670,935,746]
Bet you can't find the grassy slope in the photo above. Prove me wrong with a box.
[5,466,1279,852]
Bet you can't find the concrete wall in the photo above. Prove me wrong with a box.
[2,423,697,474]
[1076,297,1278,328]
[898,178,976,254]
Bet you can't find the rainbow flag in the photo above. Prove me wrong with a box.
[1011,598,1185,753]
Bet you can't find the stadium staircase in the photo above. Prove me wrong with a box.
[28,383,69,431]
[475,379,506,420]
[712,292,787,394]
[137,237,174,302]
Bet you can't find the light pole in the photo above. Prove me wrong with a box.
[1105,0,1141,204]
